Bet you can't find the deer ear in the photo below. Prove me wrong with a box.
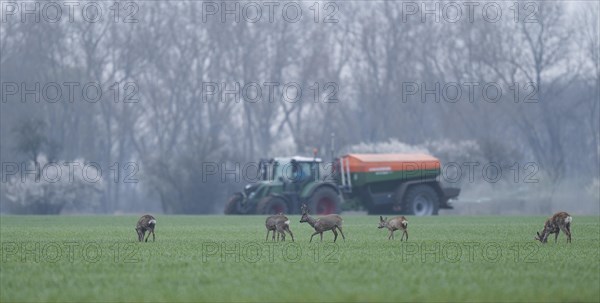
[385,217,388,221]
[380,216,383,221]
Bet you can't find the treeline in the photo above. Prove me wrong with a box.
[0,1,598,214]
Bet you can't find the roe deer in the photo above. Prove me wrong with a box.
[265,213,294,242]
[135,214,156,242]
[378,216,408,241]
[535,211,572,244]
[299,204,345,242]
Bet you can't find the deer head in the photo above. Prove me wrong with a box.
[300,212,309,223]
[300,204,310,223]
[135,227,143,241]
[378,216,388,229]
[535,231,548,243]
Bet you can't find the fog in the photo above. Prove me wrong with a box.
[0,1,598,215]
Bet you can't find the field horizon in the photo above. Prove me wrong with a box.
[1,215,599,302]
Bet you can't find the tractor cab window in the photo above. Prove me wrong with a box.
[272,160,316,182]
[291,161,308,183]
[258,159,275,181]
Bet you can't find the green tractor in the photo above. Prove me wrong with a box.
[224,156,341,215]
[224,153,460,216]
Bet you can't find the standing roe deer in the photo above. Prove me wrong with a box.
[299,204,345,242]
[535,211,572,244]
[265,213,294,242]
[378,216,408,241]
[135,214,156,242]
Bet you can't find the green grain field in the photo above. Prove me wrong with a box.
[1,215,599,302]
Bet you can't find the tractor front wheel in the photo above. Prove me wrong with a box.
[224,193,243,214]
[224,193,255,214]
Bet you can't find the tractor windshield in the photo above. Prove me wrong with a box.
[272,160,317,182]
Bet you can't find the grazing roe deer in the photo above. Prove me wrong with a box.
[265,213,294,242]
[135,214,156,242]
[535,211,572,244]
[378,216,408,241]
[299,204,345,242]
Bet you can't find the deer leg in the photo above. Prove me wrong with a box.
[336,226,346,241]
[332,229,338,242]
[400,230,405,241]
[145,230,151,242]
[286,227,294,242]
[152,229,155,242]
[279,229,286,241]
[310,231,319,243]
[404,229,408,241]
[561,226,571,243]
[320,232,323,242]
[554,230,560,243]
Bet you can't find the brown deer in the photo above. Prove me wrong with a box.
[265,213,294,242]
[378,216,408,241]
[135,214,156,242]
[535,211,572,244]
[299,204,345,242]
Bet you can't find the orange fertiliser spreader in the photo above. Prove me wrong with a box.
[342,153,441,173]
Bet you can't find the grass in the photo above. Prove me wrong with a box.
[0,215,599,302]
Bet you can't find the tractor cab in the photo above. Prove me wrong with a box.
[267,156,321,185]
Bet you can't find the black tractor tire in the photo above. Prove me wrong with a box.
[224,193,244,214]
[257,196,289,215]
[402,184,440,216]
[308,187,342,215]
[224,193,256,214]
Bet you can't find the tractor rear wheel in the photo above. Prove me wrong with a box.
[402,185,439,216]
[257,196,289,215]
[308,187,341,215]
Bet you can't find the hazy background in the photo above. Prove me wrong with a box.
[1,0,598,215]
